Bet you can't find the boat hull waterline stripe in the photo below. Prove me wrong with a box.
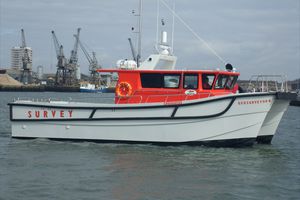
[12,137,256,147]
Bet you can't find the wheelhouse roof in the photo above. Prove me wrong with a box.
[97,69,240,76]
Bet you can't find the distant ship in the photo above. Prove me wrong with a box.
[79,83,108,93]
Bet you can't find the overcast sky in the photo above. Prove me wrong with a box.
[0,0,299,80]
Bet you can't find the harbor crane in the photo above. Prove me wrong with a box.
[66,28,81,84]
[20,29,32,84]
[51,30,68,85]
[69,28,81,65]
[76,35,102,85]
[52,28,80,86]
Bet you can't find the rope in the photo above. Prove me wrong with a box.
[160,0,227,65]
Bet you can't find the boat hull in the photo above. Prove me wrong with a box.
[9,93,276,147]
[257,99,290,144]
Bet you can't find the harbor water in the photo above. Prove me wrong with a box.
[0,92,299,200]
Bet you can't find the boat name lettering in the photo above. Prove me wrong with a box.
[238,99,272,105]
[27,110,73,118]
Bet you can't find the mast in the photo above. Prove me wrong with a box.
[128,38,137,61]
[171,2,175,54]
[137,0,142,68]
[156,0,160,49]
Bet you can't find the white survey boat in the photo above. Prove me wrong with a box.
[8,44,296,148]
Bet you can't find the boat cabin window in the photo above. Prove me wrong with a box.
[184,74,198,89]
[226,75,238,89]
[140,73,180,88]
[202,74,215,89]
[140,73,162,88]
[215,74,229,89]
[164,74,181,88]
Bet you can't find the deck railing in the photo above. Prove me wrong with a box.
[13,91,234,105]
[13,96,115,104]
[115,91,233,104]
[247,75,289,93]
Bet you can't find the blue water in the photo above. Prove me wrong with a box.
[0,92,299,200]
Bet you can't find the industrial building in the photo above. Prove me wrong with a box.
[11,46,32,70]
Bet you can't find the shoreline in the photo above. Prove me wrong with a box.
[0,85,80,92]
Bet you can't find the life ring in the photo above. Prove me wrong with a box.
[116,82,133,97]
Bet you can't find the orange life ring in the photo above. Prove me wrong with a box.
[116,82,133,97]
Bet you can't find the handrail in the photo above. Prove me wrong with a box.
[14,91,232,105]
[247,75,289,93]
[115,91,232,104]
[14,96,116,104]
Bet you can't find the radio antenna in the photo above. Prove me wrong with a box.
[160,0,227,65]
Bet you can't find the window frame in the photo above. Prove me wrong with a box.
[225,75,238,89]
[183,73,199,89]
[163,74,181,89]
[140,73,181,89]
[202,74,215,90]
[140,73,163,88]
[214,74,229,89]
